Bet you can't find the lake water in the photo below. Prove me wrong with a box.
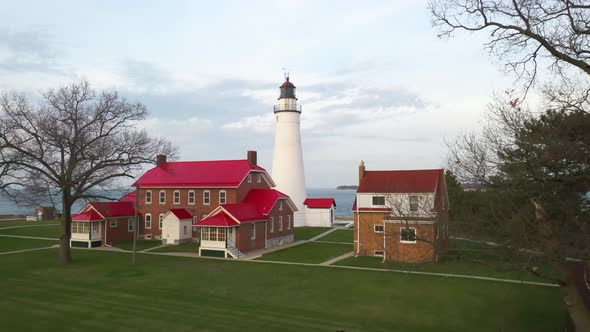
[0,188,356,217]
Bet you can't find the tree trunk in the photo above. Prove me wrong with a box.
[59,192,72,264]
[532,198,590,330]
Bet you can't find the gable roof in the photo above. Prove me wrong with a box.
[304,198,336,209]
[242,188,296,214]
[71,209,103,222]
[133,159,270,188]
[358,169,444,194]
[88,202,135,218]
[119,191,136,203]
[168,208,193,220]
[193,211,240,227]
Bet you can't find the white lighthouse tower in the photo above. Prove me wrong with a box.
[272,75,307,227]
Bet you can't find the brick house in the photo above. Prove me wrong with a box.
[353,161,449,263]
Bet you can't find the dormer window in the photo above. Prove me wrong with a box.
[247,173,252,183]
[256,174,262,183]
[278,201,283,211]
[372,196,385,206]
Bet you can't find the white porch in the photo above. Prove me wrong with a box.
[197,226,242,258]
[70,221,103,248]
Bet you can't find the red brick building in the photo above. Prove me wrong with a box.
[70,200,136,248]
[353,161,449,263]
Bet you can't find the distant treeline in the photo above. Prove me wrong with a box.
[336,185,358,190]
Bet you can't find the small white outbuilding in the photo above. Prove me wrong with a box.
[303,198,336,227]
[162,208,193,245]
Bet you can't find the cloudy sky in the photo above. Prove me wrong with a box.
[0,0,513,187]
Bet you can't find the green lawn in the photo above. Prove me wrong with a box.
[335,239,557,283]
[114,240,162,251]
[318,229,353,243]
[150,242,200,253]
[0,237,58,252]
[0,220,59,228]
[0,224,61,238]
[255,242,353,264]
[0,246,564,331]
[294,227,331,240]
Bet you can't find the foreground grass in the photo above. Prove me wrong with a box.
[0,224,61,238]
[114,240,162,251]
[318,229,353,243]
[0,247,563,331]
[256,242,353,264]
[294,227,331,240]
[150,242,200,253]
[0,237,58,252]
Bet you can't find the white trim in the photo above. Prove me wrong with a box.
[269,216,274,233]
[109,219,117,228]
[173,190,181,205]
[128,218,134,232]
[287,215,291,230]
[373,224,384,233]
[159,190,166,204]
[247,173,252,183]
[400,227,417,243]
[188,190,195,205]
[385,220,436,225]
[374,250,384,257]
[145,190,152,204]
[203,190,211,205]
[145,213,152,229]
[159,213,164,229]
[256,173,262,183]
[251,224,256,240]
[278,216,283,231]
[219,190,227,204]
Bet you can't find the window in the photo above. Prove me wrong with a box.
[219,191,226,204]
[174,190,180,205]
[287,215,291,230]
[159,213,164,229]
[193,216,199,224]
[159,190,166,204]
[183,225,188,235]
[188,191,195,205]
[269,216,274,233]
[145,214,152,229]
[145,190,152,204]
[400,227,417,243]
[256,174,261,183]
[372,196,385,206]
[409,196,419,212]
[203,191,210,205]
[128,218,134,232]
[279,216,283,231]
[250,224,256,240]
[278,201,283,211]
[374,250,384,257]
[247,173,252,183]
[373,224,384,233]
[110,219,117,228]
[71,222,90,234]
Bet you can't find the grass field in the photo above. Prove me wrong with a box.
[0,220,59,228]
[114,240,162,251]
[0,246,564,331]
[255,242,353,264]
[318,229,353,243]
[150,242,200,253]
[0,224,61,238]
[0,237,58,252]
[293,227,331,240]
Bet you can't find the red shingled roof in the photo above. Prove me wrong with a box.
[304,198,335,209]
[221,203,266,222]
[71,209,103,222]
[242,189,293,214]
[169,208,192,220]
[89,202,135,218]
[193,211,239,227]
[358,169,444,193]
[119,191,136,203]
[133,160,267,187]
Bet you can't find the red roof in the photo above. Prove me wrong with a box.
[133,160,266,187]
[89,202,135,218]
[242,189,293,214]
[358,169,444,193]
[119,191,136,203]
[221,203,266,222]
[304,198,335,209]
[72,209,103,222]
[169,208,192,220]
[280,80,295,88]
[193,211,239,227]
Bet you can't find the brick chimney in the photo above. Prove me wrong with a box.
[156,154,167,167]
[247,150,257,166]
[359,160,366,185]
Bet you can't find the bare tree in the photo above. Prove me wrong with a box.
[0,81,177,264]
[430,0,590,93]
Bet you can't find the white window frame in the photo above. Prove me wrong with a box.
[203,190,211,205]
[269,216,274,233]
[145,190,152,204]
[374,250,384,257]
[188,190,195,205]
[219,190,226,204]
[279,216,283,231]
[278,201,283,211]
[372,196,385,206]
[256,173,261,183]
[192,216,199,223]
[159,190,166,204]
[250,224,256,240]
[109,219,117,228]
[247,173,252,183]
[400,227,417,243]
[159,213,164,229]
[409,195,419,212]
[128,218,134,232]
[173,190,180,205]
[373,224,384,233]
[287,215,291,230]
[145,214,152,229]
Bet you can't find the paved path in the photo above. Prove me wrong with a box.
[309,228,338,241]
[142,244,170,252]
[0,244,59,255]
[320,251,354,265]
[0,234,59,241]
[0,224,59,230]
[313,240,352,245]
